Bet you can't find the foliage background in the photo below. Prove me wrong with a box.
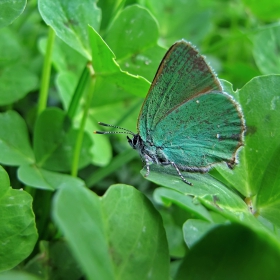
[0,0,280,279]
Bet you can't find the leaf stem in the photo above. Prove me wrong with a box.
[85,149,138,187]
[37,27,55,116]
[67,64,90,120]
[71,65,95,177]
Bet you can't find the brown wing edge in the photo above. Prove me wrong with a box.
[177,91,246,173]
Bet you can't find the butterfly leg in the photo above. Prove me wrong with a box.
[171,162,193,186]
[144,155,151,177]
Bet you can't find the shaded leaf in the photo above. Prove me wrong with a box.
[176,223,280,279]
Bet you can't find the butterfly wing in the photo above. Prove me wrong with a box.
[138,40,244,170]
[152,91,244,170]
[137,40,222,142]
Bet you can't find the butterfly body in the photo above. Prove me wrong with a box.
[95,40,245,185]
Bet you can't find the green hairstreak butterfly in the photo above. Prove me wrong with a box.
[95,40,245,185]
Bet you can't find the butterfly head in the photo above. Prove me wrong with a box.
[127,134,143,151]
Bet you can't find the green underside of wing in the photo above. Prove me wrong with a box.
[150,92,244,168]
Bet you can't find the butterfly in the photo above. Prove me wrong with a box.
[94,40,245,185]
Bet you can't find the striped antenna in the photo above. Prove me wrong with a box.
[94,122,135,136]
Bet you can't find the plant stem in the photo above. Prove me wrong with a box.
[37,27,55,116]
[67,63,90,120]
[71,66,96,177]
[86,149,138,187]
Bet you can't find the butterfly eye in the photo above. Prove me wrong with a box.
[133,137,138,146]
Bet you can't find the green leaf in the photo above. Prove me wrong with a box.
[176,223,280,279]
[98,0,126,31]
[38,0,101,59]
[142,165,280,245]
[52,184,169,280]
[154,187,212,222]
[242,0,280,21]
[159,208,186,258]
[101,184,169,279]
[81,113,112,167]
[0,63,38,105]
[24,240,83,279]
[38,36,87,75]
[183,219,219,248]
[0,165,38,272]
[52,183,115,280]
[88,25,150,106]
[0,0,26,28]
[0,28,22,66]
[141,0,213,46]
[18,164,85,191]
[0,110,35,166]
[105,5,166,81]
[33,108,92,172]
[253,24,280,75]
[216,76,280,228]
[143,165,248,217]
[0,271,40,280]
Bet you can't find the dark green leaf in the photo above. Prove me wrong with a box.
[0,165,38,271]
[176,223,280,279]
[101,184,169,279]
[24,240,83,279]
[33,108,92,172]
[0,111,35,166]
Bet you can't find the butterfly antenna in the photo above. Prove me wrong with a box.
[94,122,135,136]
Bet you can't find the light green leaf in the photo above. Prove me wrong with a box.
[105,5,166,81]
[88,25,150,106]
[0,111,34,166]
[0,271,40,280]
[101,184,169,279]
[0,166,38,272]
[253,24,280,75]
[52,183,115,280]
[0,0,26,28]
[216,76,280,229]
[242,0,280,20]
[18,164,85,191]
[0,28,22,66]
[141,0,213,46]
[0,63,38,105]
[38,0,101,59]
[52,184,169,280]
